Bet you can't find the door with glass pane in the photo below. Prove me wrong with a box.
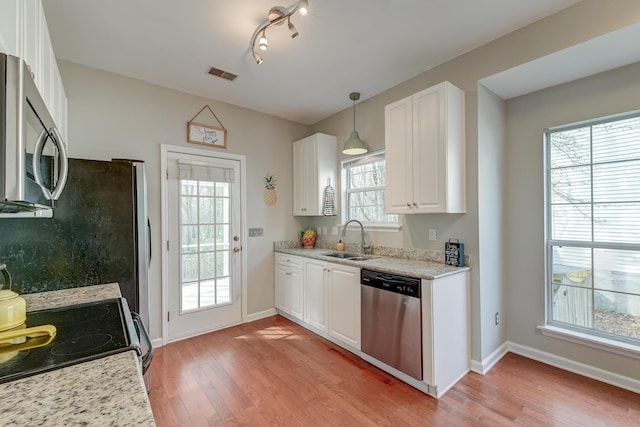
[167,152,242,341]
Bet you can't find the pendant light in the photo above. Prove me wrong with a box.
[342,92,368,155]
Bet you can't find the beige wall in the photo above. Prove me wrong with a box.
[59,61,310,340]
[310,0,640,365]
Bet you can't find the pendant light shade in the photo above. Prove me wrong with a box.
[342,92,368,155]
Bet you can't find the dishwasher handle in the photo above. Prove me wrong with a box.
[361,269,421,298]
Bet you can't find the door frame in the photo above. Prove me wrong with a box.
[160,144,247,345]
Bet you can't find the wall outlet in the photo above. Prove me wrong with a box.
[429,229,437,241]
[331,226,338,235]
[317,227,322,236]
[495,312,500,326]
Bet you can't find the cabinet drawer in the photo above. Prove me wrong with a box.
[276,253,302,267]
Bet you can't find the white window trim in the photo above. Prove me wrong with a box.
[543,111,640,351]
[341,150,401,231]
[538,325,640,360]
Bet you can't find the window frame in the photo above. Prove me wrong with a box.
[543,110,640,352]
[341,150,400,231]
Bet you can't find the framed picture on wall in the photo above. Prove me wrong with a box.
[187,122,227,148]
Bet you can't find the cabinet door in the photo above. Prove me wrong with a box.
[385,96,414,214]
[412,85,445,212]
[304,259,328,331]
[327,263,361,349]
[292,134,337,216]
[292,139,308,215]
[0,1,20,56]
[276,263,303,320]
[20,0,42,90]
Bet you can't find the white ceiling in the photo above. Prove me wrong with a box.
[42,0,581,125]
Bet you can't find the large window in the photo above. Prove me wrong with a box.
[545,112,640,346]
[342,151,398,226]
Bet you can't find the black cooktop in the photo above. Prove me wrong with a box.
[0,298,141,384]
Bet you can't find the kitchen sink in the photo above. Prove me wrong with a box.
[321,252,375,261]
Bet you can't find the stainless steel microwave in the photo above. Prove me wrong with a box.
[0,53,68,218]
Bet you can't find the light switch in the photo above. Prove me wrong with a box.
[248,228,263,237]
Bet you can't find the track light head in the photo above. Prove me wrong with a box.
[299,0,309,15]
[252,50,263,65]
[258,31,268,51]
[288,18,299,39]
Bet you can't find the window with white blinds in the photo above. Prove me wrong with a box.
[545,112,640,345]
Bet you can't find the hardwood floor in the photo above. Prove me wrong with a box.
[148,315,640,426]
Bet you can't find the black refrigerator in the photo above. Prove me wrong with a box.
[0,158,151,331]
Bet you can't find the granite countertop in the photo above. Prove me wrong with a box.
[0,284,156,426]
[22,283,123,312]
[275,247,470,280]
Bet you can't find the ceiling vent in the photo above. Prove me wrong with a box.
[207,66,238,82]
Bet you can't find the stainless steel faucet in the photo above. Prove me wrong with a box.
[341,219,369,254]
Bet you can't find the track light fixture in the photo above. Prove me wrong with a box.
[250,0,309,64]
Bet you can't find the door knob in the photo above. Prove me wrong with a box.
[233,247,241,253]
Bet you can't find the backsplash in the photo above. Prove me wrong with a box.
[274,240,471,266]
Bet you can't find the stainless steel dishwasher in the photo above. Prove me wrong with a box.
[361,269,422,380]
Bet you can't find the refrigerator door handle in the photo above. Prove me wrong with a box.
[147,218,152,265]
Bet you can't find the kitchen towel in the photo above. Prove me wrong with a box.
[322,180,337,216]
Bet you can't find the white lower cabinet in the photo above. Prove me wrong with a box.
[303,258,328,332]
[422,272,470,398]
[327,262,361,350]
[276,255,360,350]
[274,252,469,398]
[302,259,360,349]
[275,254,303,320]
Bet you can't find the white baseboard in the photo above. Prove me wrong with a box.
[470,342,509,375]
[246,308,277,323]
[508,342,640,395]
[151,338,163,348]
[471,340,640,395]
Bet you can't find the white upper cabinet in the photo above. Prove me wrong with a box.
[293,133,337,216]
[0,0,68,144]
[385,81,465,214]
[0,2,19,56]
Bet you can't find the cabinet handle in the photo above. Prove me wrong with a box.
[406,203,411,207]
[285,272,292,276]
[413,203,418,207]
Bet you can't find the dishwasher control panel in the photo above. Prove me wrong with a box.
[361,269,421,298]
